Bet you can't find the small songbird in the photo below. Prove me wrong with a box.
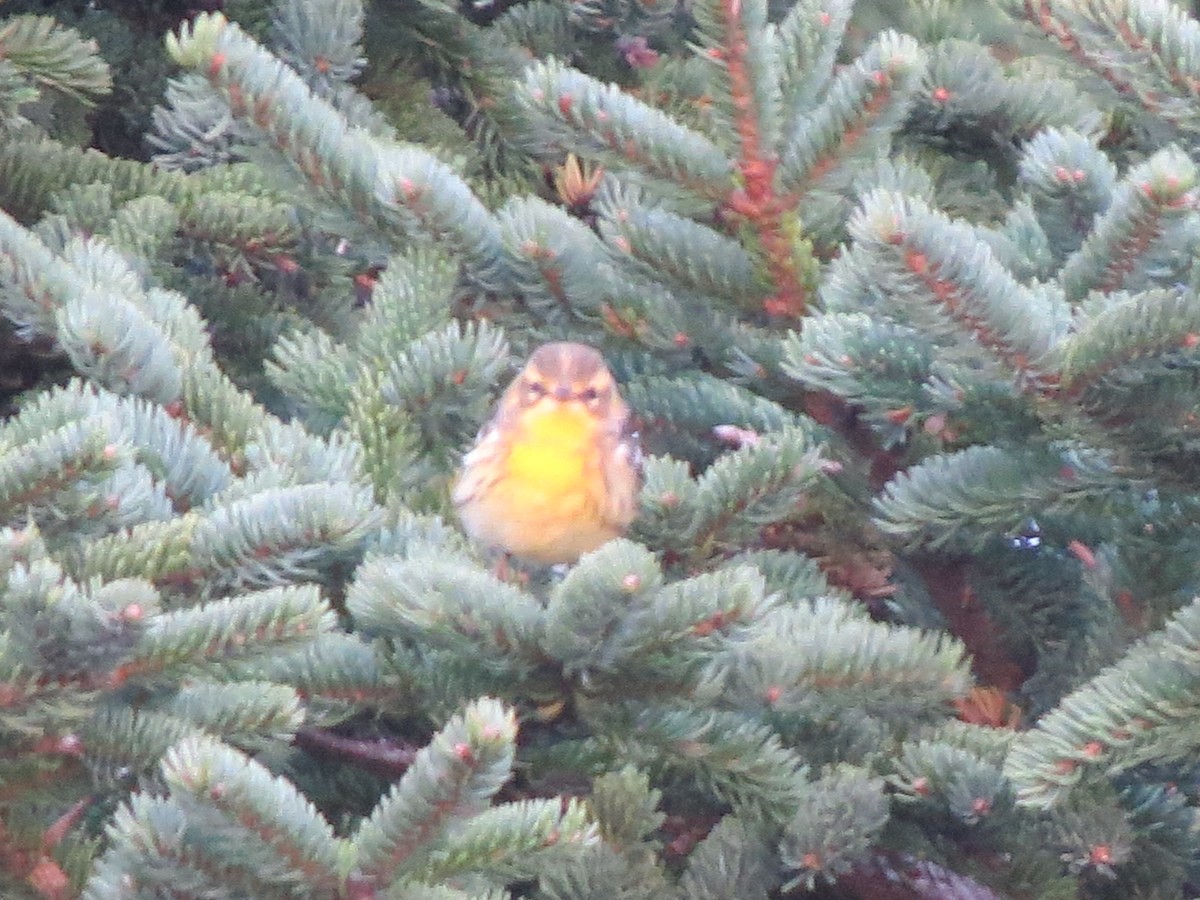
[453,341,641,565]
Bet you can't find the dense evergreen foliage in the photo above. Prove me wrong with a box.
[2,0,1200,896]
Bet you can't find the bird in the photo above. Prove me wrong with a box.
[453,341,641,565]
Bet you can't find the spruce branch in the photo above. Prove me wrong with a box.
[178,191,300,262]
[542,539,664,677]
[238,418,364,492]
[147,71,250,172]
[1004,594,1200,808]
[0,558,150,699]
[543,768,674,900]
[490,1,573,60]
[420,798,595,883]
[345,380,426,509]
[533,842,668,900]
[159,680,305,747]
[275,0,395,149]
[607,565,775,680]
[623,372,802,440]
[724,185,811,323]
[546,545,772,686]
[121,585,335,682]
[349,697,518,888]
[269,245,499,458]
[356,248,459,362]
[91,481,377,591]
[836,189,1072,389]
[774,0,854,128]
[375,320,508,470]
[72,515,197,586]
[79,702,279,787]
[384,886,499,900]
[677,815,776,899]
[85,734,344,899]
[0,520,45,572]
[597,266,772,369]
[497,195,616,322]
[697,598,971,730]
[56,283,188,407]
[588,765,665,850]
[588,704,810,824]
[691,0,781,159]
[0,421,124,527]
[1059,287,1200,400]
[0,205,91,337]
[782,313,936,447]
[1044,789,1138,881]
[0,209,217,406]
[338,310,502,507]
[165,734,343,884]
[268,327,358,431]
[0,139,270,224]
[272,0,366,87]
[1057,145,1198,302]
[779,30,925,198]
[910,39,1100,154]
[891,738,1011,826]
[104,196,183,266]
[635,455,704,558]
[1116,0,1200,130]
[689,0,822,319]
[513,59,733,200]
[167,12,507,288]
[1016,127,1117,262]
[509,10,843,319]
[178,364,278,465]
[779,765,889,891]
[724,548,834,604]
[873,444,1123,551]
[596,196,772,310]
[293,726,420,782]
[370,511,475,562]
[347,552,545,669]
[0,544,336,896]
[681,426,826,558]
[999,0,1200,130]
[256,631,406,715]
[0,15,111,104]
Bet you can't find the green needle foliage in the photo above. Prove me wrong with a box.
[4,0,1200,898]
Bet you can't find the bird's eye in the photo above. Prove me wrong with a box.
[580,386,600,403]
[525,380,546,399]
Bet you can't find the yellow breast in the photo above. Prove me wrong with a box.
[504,404,598,492]
[476,403,614,564]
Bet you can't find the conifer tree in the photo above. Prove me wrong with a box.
[2,0,1200,898]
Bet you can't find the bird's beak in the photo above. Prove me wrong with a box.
[552,384,573,401]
